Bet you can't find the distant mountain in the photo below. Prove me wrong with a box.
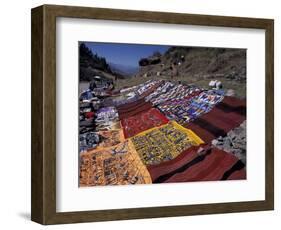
[79,43,135,81]
[109,62,139,77]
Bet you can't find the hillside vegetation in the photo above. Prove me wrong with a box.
[136,47,246,81]
[121,46,246,98]
[79,43,127,82]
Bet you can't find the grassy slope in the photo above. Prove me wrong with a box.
[130,47,247,98]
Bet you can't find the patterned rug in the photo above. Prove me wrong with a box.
[121,108,169,138]
[80,140,152,186]
[130,121,204,166]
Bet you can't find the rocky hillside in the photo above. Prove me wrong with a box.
[136,46,246,82]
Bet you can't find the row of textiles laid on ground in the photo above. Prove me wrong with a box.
[79,79,247,186]
[156,89,224,124]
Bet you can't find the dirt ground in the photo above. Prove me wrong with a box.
[79,81,90,94]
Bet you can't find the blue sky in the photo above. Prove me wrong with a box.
[82,42,170,68]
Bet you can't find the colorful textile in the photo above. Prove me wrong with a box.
[85,111,95,119]
[79,79,247,187]
[121,108,169,138]
[117,98,153,120]
[79,129,125,153]
[157,98,210,124]
[79,132,100,153]
[149,84,202,106]
[147,145,246,183]
[131,121,204,166]
[117,98,146,111]
[196,89,224,105]
[136,80,163,97]
[95,107,119,124]
[80,89,93,101]
[157,98,193,123]
[97,130,125,148]
[157,89,224,124]
[80,140,152,186]
[120,85,138,93]
[145,81,175,102]
[184,96,246,143]
[95,107,121,131]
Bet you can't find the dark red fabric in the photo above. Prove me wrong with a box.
[147,145,204,182]
[184,96,246,143]
[188,150,238,182]
[148,146,246,183]
[121,108,169,138]
[117,98,146,111]
[85,111,95,119]
[227,169,246,180]
[117,99,153,120]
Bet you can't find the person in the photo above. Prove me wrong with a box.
[89,80,96,91]
[170,62,178,79]
[180,55,185,62]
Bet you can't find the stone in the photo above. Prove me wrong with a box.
[212,120,247,165]
[226,89,235,97]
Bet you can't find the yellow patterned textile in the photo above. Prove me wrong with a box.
[130,121,204,166]
[79,140,152,186]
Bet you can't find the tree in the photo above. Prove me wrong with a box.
[79,43,112,73]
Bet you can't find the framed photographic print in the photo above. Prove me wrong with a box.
[31,4,274,225]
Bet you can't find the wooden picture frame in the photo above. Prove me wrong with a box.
[31,4,274,225]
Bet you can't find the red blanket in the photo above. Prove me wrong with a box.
[148,145,246,183]
[121,108,169,138]
[184,96,246,143]
[117,98,153,120]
